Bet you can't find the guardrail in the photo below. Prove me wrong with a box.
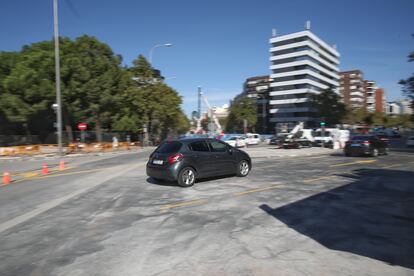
[0,142,143,156]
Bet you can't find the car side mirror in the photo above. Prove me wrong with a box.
[228,147,233,154]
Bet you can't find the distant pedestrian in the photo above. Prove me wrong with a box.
[112,136,119,150]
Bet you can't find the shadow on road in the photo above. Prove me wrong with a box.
[260,168,414,269]
[146,174,238,187]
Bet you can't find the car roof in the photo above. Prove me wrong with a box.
[172,137,220,143]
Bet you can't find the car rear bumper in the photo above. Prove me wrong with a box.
[146,163,179,181]
[344,146,371,156]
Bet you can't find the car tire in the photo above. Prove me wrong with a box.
[344,152,350,157]
[371,148,379,157]
[383,148,389,155]
[237,160,250,177]
[177,167,196,187]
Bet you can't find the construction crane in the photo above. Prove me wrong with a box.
[195,87,222,135]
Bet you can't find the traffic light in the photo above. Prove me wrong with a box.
[320,122,325,126]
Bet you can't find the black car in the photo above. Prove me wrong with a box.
[344,135,388,157]
[146,138,252,187]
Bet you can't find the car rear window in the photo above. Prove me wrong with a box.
[189,141,210,152]
[155,141,182,153]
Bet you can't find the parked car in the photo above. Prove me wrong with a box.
[245,133,261,145]
[260,134,273,144]
[146,138,252,187]
[224,136,247,148]
[344,135,388,157]
[406,136,414,147]
[372,129,401,138]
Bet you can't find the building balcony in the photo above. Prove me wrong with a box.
[270,88,320,96]
[255,85,269,92]
[270,60,339,80]
[270,50,339,72]
[269,30,340,58]
[271,69,339,87]
[269,98,308,105]
[269,116,313,123]
[269,40,339,65]
[269,107,310,113]
[350,91,364,97]
[270,79,329,90]
[350,97,364,102]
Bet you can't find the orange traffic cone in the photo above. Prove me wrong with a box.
[2,171,11,185]
[41,163,49,175]
[59,160,65,170]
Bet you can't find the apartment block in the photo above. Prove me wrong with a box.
[375,88,386,113]
[387,99,413,116]
[234,75,272,133]
[339,70,365,109]
[269,26,340,131]
[364,80,377,112]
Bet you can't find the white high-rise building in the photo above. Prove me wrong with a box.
[269,25,340,131]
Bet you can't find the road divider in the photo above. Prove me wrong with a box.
[160,199,208,211]
[381,164,401,169]
[329,159,377,167]
[234,185,282,196]
[303,175,337,183]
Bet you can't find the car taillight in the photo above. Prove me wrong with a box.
[363,141,370,145]
[168,153,184,164]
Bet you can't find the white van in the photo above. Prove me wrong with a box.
[245,133,261,145]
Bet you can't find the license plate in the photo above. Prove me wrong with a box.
[153,159,163,165]
[351,143,361,147]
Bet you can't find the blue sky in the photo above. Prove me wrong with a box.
[1,0,413,116]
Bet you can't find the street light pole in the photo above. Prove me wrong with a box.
[149,43,173,64]
[53,0,63,155]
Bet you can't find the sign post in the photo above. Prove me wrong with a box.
[77,123,87,143]
[320,120,325,148]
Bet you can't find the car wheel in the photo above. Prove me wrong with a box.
[237,160,250,177]
[177,167,196,187]
[371,148,379,157]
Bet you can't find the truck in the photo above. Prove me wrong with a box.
[312,128,350,148]
[276,122,314,149]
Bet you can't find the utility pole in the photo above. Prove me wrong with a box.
[197,86,201,121]
[53,0,63,155]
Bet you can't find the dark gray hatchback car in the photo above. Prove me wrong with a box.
[146,138,251,187]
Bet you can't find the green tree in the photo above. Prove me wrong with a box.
[64,35,126,142]
[0,41,61,135]
[344,107,368,125]
[114,55,189,140]
[0,36,125,142]
[399,39,414,120]
[308,88,347,126]
[0,51,21,135]
[226,98,257,133]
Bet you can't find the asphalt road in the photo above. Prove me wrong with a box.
[0,147,413,275]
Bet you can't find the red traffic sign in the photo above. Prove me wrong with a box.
[77,123,87,131]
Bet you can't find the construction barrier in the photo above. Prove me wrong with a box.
[0,141,143,157]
